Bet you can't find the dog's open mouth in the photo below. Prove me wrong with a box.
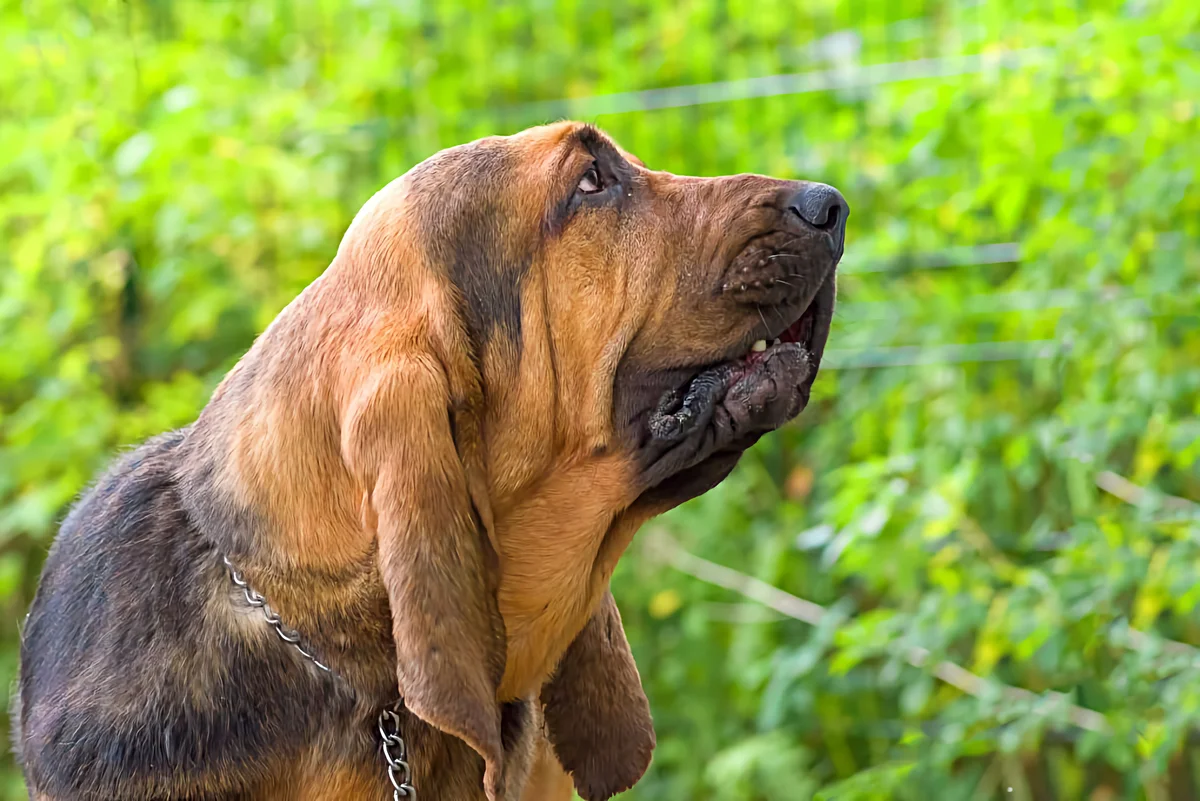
[729,287,823,382]
[647,273,834,445]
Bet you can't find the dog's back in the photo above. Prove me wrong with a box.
[16,429,347,800]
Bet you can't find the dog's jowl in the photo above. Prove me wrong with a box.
[16,122,846,801]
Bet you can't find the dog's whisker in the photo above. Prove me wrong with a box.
[769,236,804,255]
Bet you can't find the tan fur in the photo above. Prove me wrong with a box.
[204,124,725,799]
[215,127,660,703]
[522,742,575,801]
[24,121,834,801]
[181,126,641,800]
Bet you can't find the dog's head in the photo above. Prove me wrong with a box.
[349,120,842,512]
[216,121,844,800]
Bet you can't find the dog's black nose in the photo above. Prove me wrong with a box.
[787,182,848,251]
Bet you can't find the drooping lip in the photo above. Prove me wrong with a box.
[638,266,835,455]
[643,268,834,444]
[720,268,836,395]
[634,265,836,449]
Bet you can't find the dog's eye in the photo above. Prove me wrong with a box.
[577,165,602,194]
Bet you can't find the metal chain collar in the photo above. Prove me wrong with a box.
[222,555,417,799]
[377,707,414,799]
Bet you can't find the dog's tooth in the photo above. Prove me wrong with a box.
[751,339,768,352]
[772,338,781,346]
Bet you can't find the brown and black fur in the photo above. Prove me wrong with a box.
[16,122,846,800]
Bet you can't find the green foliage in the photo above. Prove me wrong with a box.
[2,0,1198,798]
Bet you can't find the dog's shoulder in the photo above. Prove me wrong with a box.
[15,428,300,798]
[18,429,202,733]
[24,427,197,628]
[24,428,194,631]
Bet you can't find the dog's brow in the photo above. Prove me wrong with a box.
[573,124,624,164]
[551,134,586,176]
[552,124,612,176]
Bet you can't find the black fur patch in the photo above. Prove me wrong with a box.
[447,200,526,356]
[16,433,364,799]
[407,142,534,366]
[18,425,536,800]
[12,434,379,796]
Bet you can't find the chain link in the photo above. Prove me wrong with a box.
[221,555,415,799]
[223,556,332,672]
[378,706,418,799]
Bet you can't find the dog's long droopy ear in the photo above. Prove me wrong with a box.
[541,590,655,801]
[343,358,508,800]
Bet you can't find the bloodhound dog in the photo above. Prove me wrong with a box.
[16,122,846,800]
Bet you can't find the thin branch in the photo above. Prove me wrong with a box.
[1095,471,1199,513]
[647,529,1111,734]
[701,602,790,624]
[649,531,825,626]
[1114,623,1200,662]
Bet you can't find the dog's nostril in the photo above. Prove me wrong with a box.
[787,183,849,235]
[821,204,841,232]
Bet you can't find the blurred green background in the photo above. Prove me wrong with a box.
[2,0,1199,798]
